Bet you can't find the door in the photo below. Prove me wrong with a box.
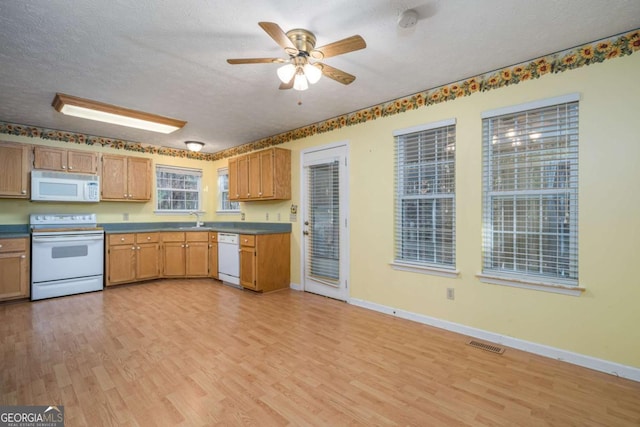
[301,143,349,301]
[31,234,104,283]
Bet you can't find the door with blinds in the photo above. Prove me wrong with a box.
[301,143,349,301]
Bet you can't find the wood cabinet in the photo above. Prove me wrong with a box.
[228,147,290,201]
[239,233,290,292]
[0,237,30,301]
[161,231,210,277]
[0,142,30,198]
[34,146,98,174]
[101,154,151,201]
[209,232,218,279]
[106,233,160,286]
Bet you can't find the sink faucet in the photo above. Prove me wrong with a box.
[189,211,203,228]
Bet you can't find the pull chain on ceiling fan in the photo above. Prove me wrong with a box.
[227,22,366,91]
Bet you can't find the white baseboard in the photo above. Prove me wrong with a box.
[349,297,640,383]
[289,282,302,291]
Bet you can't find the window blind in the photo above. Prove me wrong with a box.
[394,121,456,268]
[307,160,340,284]
[482,100,579,284]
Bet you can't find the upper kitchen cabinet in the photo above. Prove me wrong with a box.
[0,142,30,198]
[228,147,291,201]
[101,154,152,201]
[34,146,98,174]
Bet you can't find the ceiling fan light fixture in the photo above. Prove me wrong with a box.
[185,141,205,152]
[52,93,186,134]
[293,72,309,91]
[303,63,322,84]
[277,64,296,84]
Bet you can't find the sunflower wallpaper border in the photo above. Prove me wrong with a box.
[1,29,638,161]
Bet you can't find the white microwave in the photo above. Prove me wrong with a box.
[31,170,100,202]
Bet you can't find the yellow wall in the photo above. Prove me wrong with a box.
[1,53,638,369]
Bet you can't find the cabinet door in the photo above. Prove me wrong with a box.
[209,242,218,279]
[67,150,98,174]
[136,243,160,280]
[237,155,249,200]
[239,246,256,289]
[259,149,274,199]
[0,248,29,301]
[185,242,209,277]
[248,152,261,199]
[228,157,239,201]
[127,157,151,200]
[163,242,186,277]
[34,146,66,171]
[107,244,136,285]
[0,143,29,198]
[101,155,128,200]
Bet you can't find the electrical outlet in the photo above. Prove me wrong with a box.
[446,288,455,300]
[240,212,245,221]
[266,213,269,221]
[123,213,129,221]
[277,212,281,221]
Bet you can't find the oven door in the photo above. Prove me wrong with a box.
[31,233,104,283]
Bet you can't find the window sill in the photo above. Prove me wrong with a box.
[390,262,459,278]
[477,273,585,297]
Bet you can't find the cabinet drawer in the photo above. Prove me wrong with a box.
[136,232,159,243]
[108,234,135,245]
[162,232,185,242]
[185,231,208,242]
[240,234,255,247]
[0,238,27,253]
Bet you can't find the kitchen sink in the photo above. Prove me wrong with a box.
[178,226,212,230]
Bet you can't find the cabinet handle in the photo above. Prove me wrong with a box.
[131,246,136,250]
[181,244,185,248]
[259,192,262,196]
[128,194,132,198]
[247,193,250,197]
[21,255,26,259]
[62,165,66,169]
[147,236,151,240]
[208,244,212,248]
[120,237,125,241]
[0,244,2,248]
[124,194,128,198]
[69,166,73,170]
[137,246,141,250]
[185,244,189,248]
[21,190,26,194]
[236,194,239,197]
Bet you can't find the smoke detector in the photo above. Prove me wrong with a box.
[397,9,419,29]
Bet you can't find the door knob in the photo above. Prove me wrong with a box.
[303,230,309,236]
[304,221,309,226]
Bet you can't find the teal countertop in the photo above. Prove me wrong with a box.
[0,224,30,238]
[100,221,291,235]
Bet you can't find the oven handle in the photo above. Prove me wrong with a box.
[32,235,104,243]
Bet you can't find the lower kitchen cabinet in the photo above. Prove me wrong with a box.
[106,233,160,286]
[0,237,30,301]
[209,232,218,279]
[239,233,290,292]
[162,231,209,277]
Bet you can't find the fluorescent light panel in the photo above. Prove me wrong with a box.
[52,93,186,134]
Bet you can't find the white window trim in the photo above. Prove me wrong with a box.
[217,167,240,214]
[476,273,585,297]
[394,118,457,274]
[390,261,459,278]
[481,95,580,293]
[155,164,203,214]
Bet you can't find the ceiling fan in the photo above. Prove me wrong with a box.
[227,22,366,91]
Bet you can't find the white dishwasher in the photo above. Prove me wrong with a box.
[217,233,240,287]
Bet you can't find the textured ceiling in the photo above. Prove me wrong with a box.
[1,0,639,155]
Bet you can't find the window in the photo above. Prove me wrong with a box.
[217,168,239,212]
[394,119,456,271]
[155,165,202,212]
[482,94,579,286]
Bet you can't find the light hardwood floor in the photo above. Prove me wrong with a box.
[1,280,639,426]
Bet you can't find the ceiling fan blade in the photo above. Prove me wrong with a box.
[310,35,366,59]
[279,77,294,90]
[227,58,286,64]
[258,22,298,55]
[317,63,356,85]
